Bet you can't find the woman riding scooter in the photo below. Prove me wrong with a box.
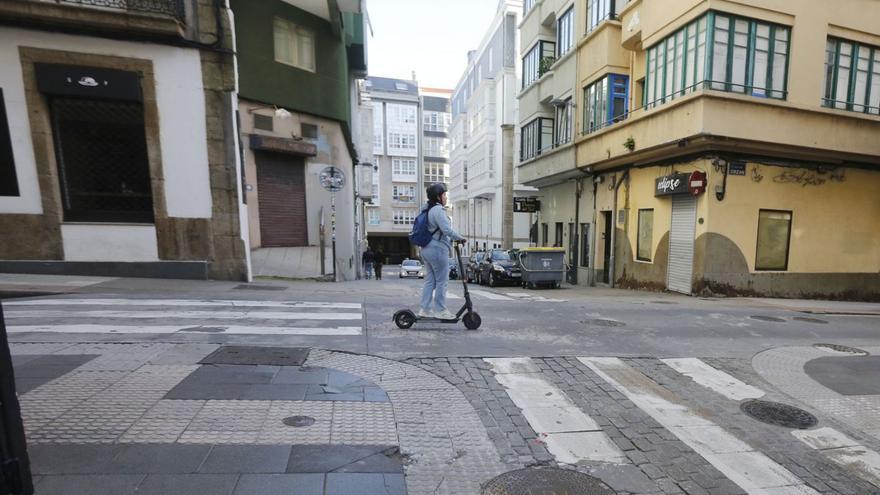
[419,183,466,320]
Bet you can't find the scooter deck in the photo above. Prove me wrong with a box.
[414,317,459,323]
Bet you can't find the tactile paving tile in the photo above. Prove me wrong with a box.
[331,402,397,445]
[257,401,333,444]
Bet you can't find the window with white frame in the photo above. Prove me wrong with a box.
[372,102,384,155]
[587,0,619,33]
[391,158,417,180]
[368,208,380,225]
[423,111,451,132]
[554,97,572,145]
[424,162,449,187]
[424,136,450,158]
[523,0,537,16]
[393,209,417,225]
[371,168,379,205]
[392,184,416,202]
[557,7,574,58]
[823,37,880,114]
[273,17,315,71]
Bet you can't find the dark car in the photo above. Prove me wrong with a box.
[477,249,522,287]
[466,251,485,283]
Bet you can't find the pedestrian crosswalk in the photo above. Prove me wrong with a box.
[3,298,364,336]
[483,356,880,494]
[444,289,566,302]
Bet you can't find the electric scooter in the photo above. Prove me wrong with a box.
[393,242,481,330]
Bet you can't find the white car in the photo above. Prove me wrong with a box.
[399,259,424,278]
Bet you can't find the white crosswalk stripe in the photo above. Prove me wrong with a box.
[467,289,514,301]
[4,298,364,336]
[661,357,765,401]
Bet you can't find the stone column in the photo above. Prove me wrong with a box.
[500,124,515,249]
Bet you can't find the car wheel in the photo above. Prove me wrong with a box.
[488,272,496,288]
[399,274,402,278]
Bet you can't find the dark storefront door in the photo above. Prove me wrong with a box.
[602,211,612,283]
[257,152,307,247]
[0,305,35,495]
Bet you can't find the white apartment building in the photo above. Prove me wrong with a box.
[449,0,532,255]
[364,76,421,263]
[420,89,452,193]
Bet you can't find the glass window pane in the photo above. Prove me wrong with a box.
[696,17,707,87]
[665,39,675,99]
[824,40,836,104]
[771,34,788,97]
[637,209,654,261]
[870,51,880,114]
[686,23,697,92]
[674,31,685,95]
[756,210,792,270]
[753,24,770,95]
[836,42,853,108]
[854,46,870,111]
[731,19,749,92]
[712,15,730,90]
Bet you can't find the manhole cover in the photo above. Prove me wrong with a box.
[813,343,868,355]
[793,317,829,324]
[233,284,287,291]
[282,416,315,427]
[200,345,310,366]
[740,400,817,429]
[582,319,625,327]
[483,468,616,495]
[749,315,786,322]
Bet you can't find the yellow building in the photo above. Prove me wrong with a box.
[544,0,880,299]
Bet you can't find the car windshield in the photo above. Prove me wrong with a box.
[402,260,421,267]
[491,250,510,261]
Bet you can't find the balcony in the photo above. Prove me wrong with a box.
[1,0,188,40]
[619,0,641,49]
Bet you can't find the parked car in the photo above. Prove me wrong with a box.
[478,249,522,287]
[466,251,485,283]
[399,259,424,278]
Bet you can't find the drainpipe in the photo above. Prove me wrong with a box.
[609,170,629,288]
[571,177,583,285]
[589,177,598,286]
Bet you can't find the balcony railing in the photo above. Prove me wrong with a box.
[55,0,185,20]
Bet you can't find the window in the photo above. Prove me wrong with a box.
[520,117,554,161]
[823,38,880,114]
[522,40,557,88]
[273,17,315,72]
[580,223,590,267]
[583,74,628,134]
[557,7,574,58]
[391,158,417,180]
[523,0,537,15]
[424,136,450,157]
[372,103,384,155]
[424,111,451,132]
[371,169,379,205]
[392,184,416,202]
[755,210,792,270]
[644,12,788,108]
[368,208,380,225]
[388,132,416,150]
[49,97,153,222]
[0,89,19,197]
[395,82,409,91]
[541,223,548,247]
[301,123,318,139]
[253,114,273,131]
[554,97,572,145]
[393,209,417,225]
[588,0,619,32]
[424,162,448,186]
[555,222,563,247]
[637,209,654,261]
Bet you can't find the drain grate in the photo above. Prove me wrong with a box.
[582,319,626,327]
[233,284,287,291]
[793,317,829,324]
[483,468,617,495]
[740,399,817,429]
[813,343,868,355]
[282,416,315,427]
[749,315,786,322]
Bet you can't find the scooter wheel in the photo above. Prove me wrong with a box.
[462,311,481,330]
[393,310,416,329]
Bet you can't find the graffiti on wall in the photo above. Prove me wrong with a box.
[772,168,845,187]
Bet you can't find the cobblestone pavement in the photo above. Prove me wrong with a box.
[11,340,880,494]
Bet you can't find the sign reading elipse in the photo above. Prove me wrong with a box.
[654,173,691,196]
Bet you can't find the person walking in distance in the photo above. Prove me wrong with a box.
[374,248,384,280]
[419,183,465,320]
[362,247,374,280]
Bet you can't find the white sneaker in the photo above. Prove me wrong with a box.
[417,308,433,318]
[434,309,456,320]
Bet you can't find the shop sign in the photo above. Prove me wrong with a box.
[35,63,142,102]
[654,173,690,196]
[514,197,541,213]
[688,171,707,196]
[250,134,317,157]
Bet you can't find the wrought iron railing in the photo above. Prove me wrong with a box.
[54,0,185,21]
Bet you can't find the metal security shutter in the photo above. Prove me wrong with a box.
[666,195,696,294]
[257,152,307,247]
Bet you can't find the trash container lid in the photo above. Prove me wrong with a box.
[520,247,566,252]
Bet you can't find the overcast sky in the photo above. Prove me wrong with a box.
[367,0,499,90]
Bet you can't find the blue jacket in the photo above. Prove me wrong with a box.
[424,203,464,250]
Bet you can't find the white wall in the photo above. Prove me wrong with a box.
[0,27,213,219]
[61,224,159,262]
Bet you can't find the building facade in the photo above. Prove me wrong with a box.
[420,89,452,193]
[449,0,532,255]
[560,0,880,299]
[232,0,368,281]
[0,0,249,280]
[516,0,591,284]
[364,76,421,264]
